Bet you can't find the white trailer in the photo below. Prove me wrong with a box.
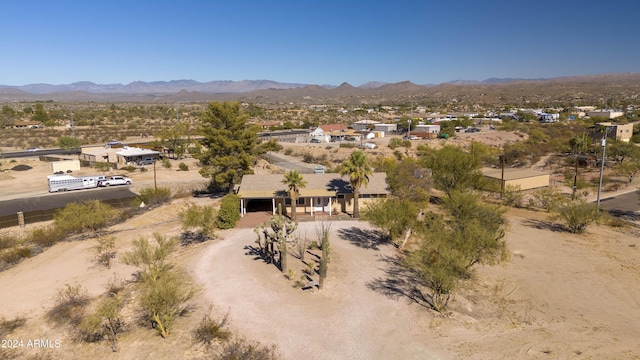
[47,174,105,192]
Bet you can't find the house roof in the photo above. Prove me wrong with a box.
[115,147,161,157]
[237,172,390,199]
[319,123,348,132]
[482,167,549,181]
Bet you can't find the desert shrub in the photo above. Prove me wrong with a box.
[555,201,599,233]
[339,143,356,149]
[283,147,294,156]
[78,294,124,351]
[180,204,217,239]
[192,307,230,347]
[532,187,567,212]
[139,269,197,338]
[95,236,116,269]
[122,234,178,282]
[302,152,314,163]
[218,338,281,360]
[0,234,18,250]
[139,166,148,172]
[135,187,172,206]
[502,184,524,208]
[0,316,27,338]
[217,194,241,229]
[94,162,111,172]
[54,200,122,235]
[162,158,172,169]
[1,246,31,264]
[178,162,189,171]
[48,283,90,325]
[122,165,137,173]
[28,226,63,248]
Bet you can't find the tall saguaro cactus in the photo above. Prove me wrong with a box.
[316,222,332,290]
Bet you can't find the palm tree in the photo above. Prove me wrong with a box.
[282,169,307,220]
[340,150,373,218]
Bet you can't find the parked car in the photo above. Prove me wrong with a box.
[98,175,132,187]
[310,138,321,143]
[137,158,156,166]
[26,147,41,152]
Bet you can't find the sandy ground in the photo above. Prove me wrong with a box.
[1,139,640,359]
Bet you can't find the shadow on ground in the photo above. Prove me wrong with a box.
[337,227,388,250]
[366,253,431,309]
[521,218,565,232]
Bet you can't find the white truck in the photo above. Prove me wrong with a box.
[98,175,132,187]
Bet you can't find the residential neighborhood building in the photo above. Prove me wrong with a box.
[592,122,634,143]
[236,173,390,218]
[483,168,550,191]
[587,110,624,119]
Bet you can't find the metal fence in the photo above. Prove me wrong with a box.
[0,196,136,229]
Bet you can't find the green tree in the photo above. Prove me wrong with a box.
[613,161,640,183]
[387,157,431,204]
[608,141,640,165]
[420,145,484,197]
[340,150,373,218]
[442,191,508,276]
[196,101,279,193]
[532,187,567,212]
[282,169,307,220]
[362,198,420,248]
[32,103,49,123]
[56,135,82,150]
[405,217,463,312]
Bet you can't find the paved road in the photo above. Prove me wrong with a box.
[596,190,640,218]
[0,186,137,217]
[265,151,323,174]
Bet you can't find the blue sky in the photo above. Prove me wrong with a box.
[1,0,639,86]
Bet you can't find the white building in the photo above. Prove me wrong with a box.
[352,120,380,131]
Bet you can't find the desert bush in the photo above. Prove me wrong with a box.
[122,165,137,173]
[139,269,197,338]
[283,148,294,156]
[48,283,90,325]
[340,143,356,148]
[180,203,217,239]
[95,236,116,269]
[94,162,111,172]
[218,338,281,360]
[0,316,27,339]
[1,246,31,265]
[217,194,241,229]
[135,187,172,207]
[28,226,63,248]
[0,233,18,250]
[192,307,230,347]
[78,294,124,351]
[532,187,567,212]
[54,200,122,235]
[502,184,524,207]
[121,234,178,282]
[162,158,172,169]
[178,162,189,171]
[555,201,599,233]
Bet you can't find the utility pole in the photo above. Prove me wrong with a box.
[500,155,505,199]
[69,106,75,138]
[572,154,578,200]
[596,126,611,211]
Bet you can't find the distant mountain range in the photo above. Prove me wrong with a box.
[0,73,638,105]
[0,77,560,95]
